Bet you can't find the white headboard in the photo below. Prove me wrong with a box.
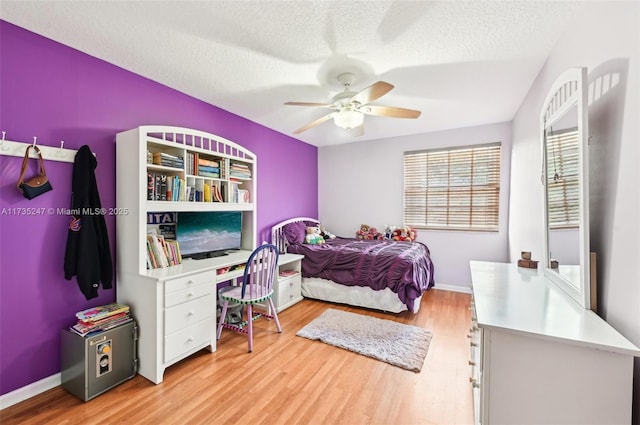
[271,217,319,254]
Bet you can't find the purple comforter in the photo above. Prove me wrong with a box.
[287,238,435,312]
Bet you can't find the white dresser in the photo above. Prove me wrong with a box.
[469,261,639,425]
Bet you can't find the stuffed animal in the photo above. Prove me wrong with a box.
[320,225,336,240]
[384,224,397,240]
[305,226,325,244]
[367,227,384,240]
[356,224,371,239]
[356,224,384,240]
[392,226,417,241]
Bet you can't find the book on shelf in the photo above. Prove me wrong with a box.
[179,179,187,201]
[160,236,173,266]
[147,238,158,268]
[147,234,168,268]
[159,175,167,201]
[279,270,299,277]
[166,177,173,201]
[147,172,154,200]
[153,152,184,168]
[213,183,224,202]
[146,229,182,269]
[198,158,219,167]
[203,183,212,202]
[230,162,251,179]
[237,189,250,203]
[197,165,220,175]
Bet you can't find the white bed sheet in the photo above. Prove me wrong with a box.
[301,277,421,314]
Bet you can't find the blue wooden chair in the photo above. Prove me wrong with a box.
[216,243,282,352]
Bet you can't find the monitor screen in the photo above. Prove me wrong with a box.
[176,211,242,259]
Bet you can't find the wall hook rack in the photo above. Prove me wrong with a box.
[0,131,88,163]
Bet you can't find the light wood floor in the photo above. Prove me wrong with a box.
[1,289,473,425]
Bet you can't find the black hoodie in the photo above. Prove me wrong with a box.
[64,145,113,299]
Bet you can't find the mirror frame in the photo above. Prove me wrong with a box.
[540,67,591,309]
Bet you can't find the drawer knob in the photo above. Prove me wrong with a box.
[187,337,194,343]
[187,292,194,297]
[468,360,476,366]
[470,378,480,388]
[187,311,194,317]
[470,342,478,347]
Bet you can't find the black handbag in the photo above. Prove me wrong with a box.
[16,145,53,200]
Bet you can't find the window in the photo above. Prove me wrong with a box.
[403,143,501,231]
[545,128,579,228]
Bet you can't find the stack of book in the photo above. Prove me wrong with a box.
[152,151,184,168]
[70,303,133,337]
[197,157,220,178]
[230,162,251,179]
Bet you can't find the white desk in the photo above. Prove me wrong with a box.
[118,250,306,384]
[469,261,639,425]
[118,250,254,384]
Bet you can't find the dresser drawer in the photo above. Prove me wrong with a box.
[165,282,215,308]
[277,274,302,308]
[164,293,215,335]
[164,271,216,294]
[164,317,215,363]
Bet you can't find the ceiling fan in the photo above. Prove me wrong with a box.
[284,72,421,136]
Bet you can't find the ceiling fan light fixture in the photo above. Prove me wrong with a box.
[334,110,364,129]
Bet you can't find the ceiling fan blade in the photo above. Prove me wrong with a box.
[293,113,335,134]
[350,81,394,105]
[285,101,335,108]
[361,105,421,119]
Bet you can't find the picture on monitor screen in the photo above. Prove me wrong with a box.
[176,211,242,259]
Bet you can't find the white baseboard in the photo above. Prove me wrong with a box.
[0,373,61,410]
[432,283,472,294]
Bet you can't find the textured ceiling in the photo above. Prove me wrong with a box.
[0,1,579,147]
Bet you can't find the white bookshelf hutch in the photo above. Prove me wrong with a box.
[115,126,258,384]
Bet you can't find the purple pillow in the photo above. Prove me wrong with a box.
[283,221,306,245]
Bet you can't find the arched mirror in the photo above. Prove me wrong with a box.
[540,67,591,309]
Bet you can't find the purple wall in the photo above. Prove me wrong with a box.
[0,20,317,396]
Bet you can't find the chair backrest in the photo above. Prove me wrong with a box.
[241,244,279,299]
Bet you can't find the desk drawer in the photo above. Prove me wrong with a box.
[165,282,215,308]
[164,293,215,335]
[164,317,214,363]
[164,271,216,294]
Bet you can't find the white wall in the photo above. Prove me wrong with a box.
[318,122,512,289]
[508,1,639,417]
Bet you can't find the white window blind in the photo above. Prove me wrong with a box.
[403,143,501,231]
[546,128,579,228]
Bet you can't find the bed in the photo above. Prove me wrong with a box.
[271,217,435,313]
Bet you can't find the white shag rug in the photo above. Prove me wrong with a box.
[296,308,433,372]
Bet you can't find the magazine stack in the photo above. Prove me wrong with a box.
[70,303,133,337]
